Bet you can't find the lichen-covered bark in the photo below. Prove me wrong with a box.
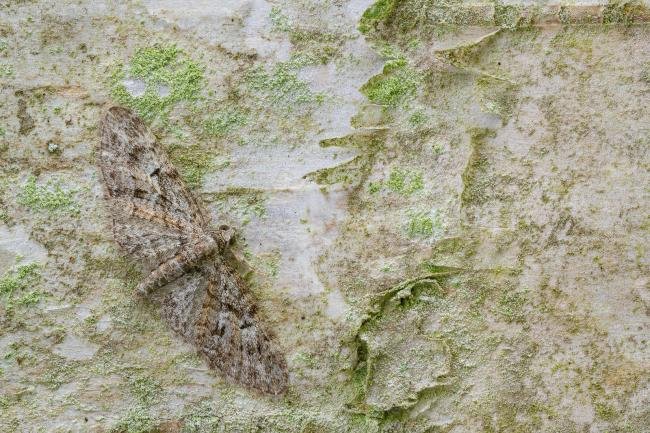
[1,1,649,432]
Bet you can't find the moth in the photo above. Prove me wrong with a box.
[98,106,288,395]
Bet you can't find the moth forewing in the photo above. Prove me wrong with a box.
[98,106,288,394]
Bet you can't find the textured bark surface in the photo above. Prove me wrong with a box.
[0,1,649,432]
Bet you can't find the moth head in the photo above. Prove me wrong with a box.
[210,225,235,250]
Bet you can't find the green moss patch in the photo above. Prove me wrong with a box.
[203,108,247,137]
[386,167,423,195]
[358,0,399,34]
[245,61,325,107]
[361,61,422,107]
[0,262,42,309]
[168,144,214,189]
[406,210,438,238]
[18,175,79,215]
[603,0,650,24]
[110,45,204,124]
[460,128,496,207]
[495,290,528,323]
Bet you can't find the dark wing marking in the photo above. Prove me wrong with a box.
[193,261,289,395]
[99,106,210,229]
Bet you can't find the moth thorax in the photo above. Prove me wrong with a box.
[210,225,235,250]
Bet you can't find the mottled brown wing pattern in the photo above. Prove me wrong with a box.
[98,106,288,395]
[194,261,288,395]
[100,106,209,230]
[160,270,207,342]
[108,198,190,262]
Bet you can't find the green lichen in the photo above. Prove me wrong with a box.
[306,156,367,187]
[270,6,291,32]
[203,108,247,137]
[84,254,142,292]
[129,375,162,406]
[359,0,495,43]
[180,401,221,433]
[249,250,281,279]
[39,357,77,390]
[386,167,423,195]
[0,64,14,78]
[0,262,41,309]
[348,253,528,426]
[18,175,79,214]
[460,128,496,207]
[493,1,525,29]
[306,133,385,189]
[361,61,422,107]
[594,401,618,421]
[358,0,398,34]
[495,290,528,323]
[320,133,385,152]
[346,268,505,426]
[288,32,342,64]
[405,210,438,238]
[111,407,155,433]
[407,110,427,126]
[431,142,444,155]
[349,274,451,413]
[641,63,650,83]
[549,28,594,66]
[168,144,214,189]
[368,182,381,194]
[110,44,204,124]
[209,187,268,225]
[246,61,325,107]
[270,8,343,64]
[603,0,649,25]
[473,395,552,432]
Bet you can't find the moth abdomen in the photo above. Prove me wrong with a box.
[136,235,218,296]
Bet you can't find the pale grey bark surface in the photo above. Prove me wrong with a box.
[0,1,649,432]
